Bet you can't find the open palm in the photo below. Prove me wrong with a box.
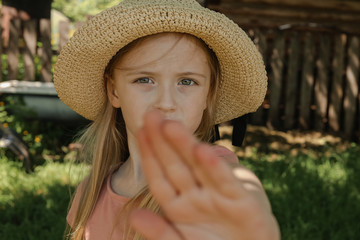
[131,110,280,240]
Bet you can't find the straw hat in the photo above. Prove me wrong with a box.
[54,0,267,124]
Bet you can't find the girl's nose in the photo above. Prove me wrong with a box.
[154,85,176,113]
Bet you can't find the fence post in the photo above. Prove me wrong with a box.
[0,19,2,81]
[284,31,300,129]
[299,32,315,129]
[7,18,21,80]
[59,21,70,52]
[23,19,37,81]
[268,30,285,129]
[39,18,52,82]
[329,34,346,132]
[344,36,360,139]
[251,28,268,125]
[314,34,331,131]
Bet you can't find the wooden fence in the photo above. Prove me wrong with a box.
[0,18,52,82]
[1,1,359,141]
[208,0,360,141]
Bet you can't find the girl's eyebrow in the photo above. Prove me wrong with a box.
[181,72,207,79]
[116,70,158,76]
[115,69,208,79]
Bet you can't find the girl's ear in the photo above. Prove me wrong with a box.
[106,77,121,108]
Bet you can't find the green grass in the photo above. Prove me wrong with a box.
[1,144,359,239]
[0,94,90,239]
[0,157,88,240]
[240,143,360,240]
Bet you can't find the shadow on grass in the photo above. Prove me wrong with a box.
[0,183,76,240]
[219,124,352,155]
[242,146,360,240]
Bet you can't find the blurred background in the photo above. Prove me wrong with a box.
[0,0,359,239]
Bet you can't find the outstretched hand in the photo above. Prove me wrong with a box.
[131,110,280,240]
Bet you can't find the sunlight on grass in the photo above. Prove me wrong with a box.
[0,157,89,239]
[240,148,360,240]
[0,157,89,202]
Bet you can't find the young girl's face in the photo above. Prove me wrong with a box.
[108,33,211,138]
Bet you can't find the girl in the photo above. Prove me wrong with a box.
[54,0,280,239]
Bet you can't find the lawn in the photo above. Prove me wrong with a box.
[217,125,360,240]
[0,158,88,240]
[1,117,359,239]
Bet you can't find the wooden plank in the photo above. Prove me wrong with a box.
[299,32,315,129]
[7,18,21,80]
[208,8,360,28]
[314,34,331,131]
[251,28,268,125]
[59,21,70,52]
[359,82,360,140]
[196,0,207,6]
[344,36,360,139]
[23,19,37,81]
[219,0,360,13]
[329,34,346,132]
[268,30,285,129]
[39,19,52,82]
[216,15,360,35]
[284,31,300,130]
[255,28,268,64]
[358,81,360,140]
[0,20,2,82]
[208,1,360,35]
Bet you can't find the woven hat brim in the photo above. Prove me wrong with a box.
[54,0,267,124]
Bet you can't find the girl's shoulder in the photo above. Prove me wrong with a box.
[67,165,121,227]
[66,176,89,227]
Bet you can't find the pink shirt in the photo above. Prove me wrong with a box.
[67,171,130,240]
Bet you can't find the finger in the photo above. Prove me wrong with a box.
[162,120,210,187]
[143,110,198,193]
[130,209,182,240]
[162,119,245,198]
[137,127,177,204]
[193,144,245,199]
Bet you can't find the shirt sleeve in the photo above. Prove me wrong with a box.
[212,145,238,164]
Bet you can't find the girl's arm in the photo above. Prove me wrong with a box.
[131,110,280,240]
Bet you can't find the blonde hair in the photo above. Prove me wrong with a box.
[66,33,220,240]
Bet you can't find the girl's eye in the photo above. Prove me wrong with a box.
[179,79,196,86]
[135,78,153,84]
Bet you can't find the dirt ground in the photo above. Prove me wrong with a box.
[215,124,353,158]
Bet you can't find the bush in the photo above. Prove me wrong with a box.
[0,95,87,167]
